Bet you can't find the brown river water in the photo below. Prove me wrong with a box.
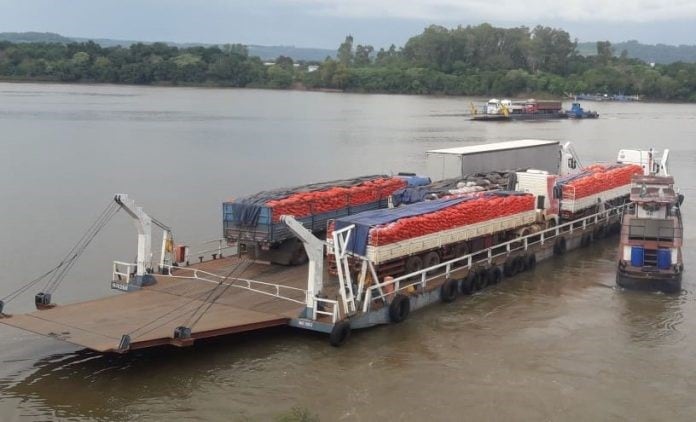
[0,82,695,421]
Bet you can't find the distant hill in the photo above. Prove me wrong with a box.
[247,45,333,62]
[0,31,72,44]
[0,31,334,62]
[577,40,696,64]
[6,31,695,65]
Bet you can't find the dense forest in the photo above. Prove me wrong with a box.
[1,24,696,101]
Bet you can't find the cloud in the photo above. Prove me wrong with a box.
[284,0,696,23]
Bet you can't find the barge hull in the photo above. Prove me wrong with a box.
[616,270,682,294]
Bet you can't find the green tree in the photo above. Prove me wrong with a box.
[337,35,354,66]
[267,65,293,88]
[354,44,374,66]
[528,26,575,74]
[275,55,294,70]
[597,41,613,64]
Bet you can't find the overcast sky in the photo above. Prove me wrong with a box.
[1,0,694,48]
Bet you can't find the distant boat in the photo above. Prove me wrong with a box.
[568,93,641,102]
[471,98,567,121]
[565,102,599,119]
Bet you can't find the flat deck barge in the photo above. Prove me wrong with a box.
[1,257,315,352]
[1,206,626,352]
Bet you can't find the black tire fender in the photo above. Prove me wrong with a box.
[488,266,502,285]
[440,279,458,303]
[503,259,516,277]
[460,272,476,295]
[554,237,567,255]
[389,294,410,323]
[513,256,525,274]
[525,254,537,270]
[329,320,351,347]
[594,225,606,239]
[475,268,489,290]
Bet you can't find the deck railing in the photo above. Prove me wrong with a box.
[161,264,307,305]
[313,297,340,323]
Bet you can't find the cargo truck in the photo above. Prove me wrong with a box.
[329,192,544,278]
[223,175,419,265]
[328,151,643,280]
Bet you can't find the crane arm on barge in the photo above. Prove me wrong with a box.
[280,215,326,314]
[113,194,173,290]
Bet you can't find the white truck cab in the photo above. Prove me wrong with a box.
[617,148,670,176]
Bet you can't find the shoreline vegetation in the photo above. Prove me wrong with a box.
[1,24,695,102]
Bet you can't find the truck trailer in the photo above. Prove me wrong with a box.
[425,139,566,181]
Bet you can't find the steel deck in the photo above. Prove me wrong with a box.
[0,257,308,352]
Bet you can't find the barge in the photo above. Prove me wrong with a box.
[616,152,684,293]
[471,99,597,121]
[471,99,565,121]
[0,141,660,352]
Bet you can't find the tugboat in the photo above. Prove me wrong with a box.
[565,102,599,119]
[616,150,684,293]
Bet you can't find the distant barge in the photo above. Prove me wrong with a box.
[0,140,657,352]
[471,99,598,121]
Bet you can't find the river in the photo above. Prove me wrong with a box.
[0,82,695,421]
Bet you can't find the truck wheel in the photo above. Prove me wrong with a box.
[329,321,351,347]
[405,255,423,275]
[454,242,469,259]
[440,279,458,303]
[554,237,567,255]
[423,252,441,274]
[290,248,309,265]
[389,294,410,323]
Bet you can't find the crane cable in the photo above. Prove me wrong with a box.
[43,202,121,295]
[184,259,253,330]
[1,201,120,307]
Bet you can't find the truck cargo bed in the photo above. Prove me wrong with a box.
[224,199,388,244]
[561,185,630,214]
[366,210,538,263]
